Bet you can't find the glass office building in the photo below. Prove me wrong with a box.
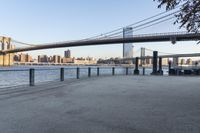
[123,27,133,58]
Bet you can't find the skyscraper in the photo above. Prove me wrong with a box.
[64,50,71,58]
[123,27,133,58]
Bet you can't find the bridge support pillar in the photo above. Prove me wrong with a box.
[134,57,140,75]
[158,57,163,75]
[151,51,158,75]
[0,37,14,66]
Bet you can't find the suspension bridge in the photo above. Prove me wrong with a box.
[0,6,200,66]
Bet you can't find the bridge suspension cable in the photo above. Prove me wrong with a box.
[100,10,180,39]
[144,48,176,55]
[11,39,36,47]
[83,4,184,40]
[109,16,176,39]
[10,3,184,47]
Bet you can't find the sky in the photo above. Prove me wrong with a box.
[0,0,199,59]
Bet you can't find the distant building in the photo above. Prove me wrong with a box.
[180,59,186,65]
[62,57,74,63]
[38,55,48,63]
[74,57,97,65]
[145,57,152,65]
[186,58,192,65]
[14,53,33,63]
[64,50,71,58]
[13,55,20,62]
[162,58,169,66]
[123,27,133,58]
[53,55,61,63]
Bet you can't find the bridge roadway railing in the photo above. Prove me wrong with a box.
[95,31,190,40]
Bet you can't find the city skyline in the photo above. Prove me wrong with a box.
[0,0,200,59]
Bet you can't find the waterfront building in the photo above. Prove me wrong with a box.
[53,55,61,63]
[146,57,152,65]
[186,58,192,65]
[180,59,186,65]
[162,58,169,66]
[62,57,74,63]
[38,55,48,63]
[64,50,71,58]
[74,58,97,65]
[13,55,20,62]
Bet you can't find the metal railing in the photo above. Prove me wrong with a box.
[0,67,141,88]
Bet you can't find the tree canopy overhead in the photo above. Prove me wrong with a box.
[154,0,200,32]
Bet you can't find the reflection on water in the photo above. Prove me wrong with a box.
[0,66,168,89]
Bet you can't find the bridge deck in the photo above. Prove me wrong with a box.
[0,76,200,133]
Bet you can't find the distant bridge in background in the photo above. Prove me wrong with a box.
[1,32,200,54]
[0,31,200,66]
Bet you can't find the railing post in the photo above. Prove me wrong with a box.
[168,61,172,76]
[88,67,91,77]
[97,67,100,76]
[60,68,64,81]
[112,67,115,76]
[77,67,80,79]
[126,67,129,75]
[158,57,163,75]
[29,68,35,86]
[143,67,145,75]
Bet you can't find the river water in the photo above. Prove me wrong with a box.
[0,66,168,89]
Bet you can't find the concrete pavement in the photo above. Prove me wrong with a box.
[0,76,200,133]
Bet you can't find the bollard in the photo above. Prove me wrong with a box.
[126,67,129,75]
[143,67,145,75]
[76,67,80,79]
[88,67,91,77]
[152,51,158,75]
[97,67,100,76]
[134,57,140,75]
[60,68,64,81]
[29,68,35,86]
[112,67,115,76]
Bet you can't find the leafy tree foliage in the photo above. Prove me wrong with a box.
[154,0,200,32]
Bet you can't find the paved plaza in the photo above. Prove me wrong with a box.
[0,76,200,133]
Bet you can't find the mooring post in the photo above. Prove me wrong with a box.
[143,67,145,75]
[29,68,35,86]
[88,67,91,77]
[77,67,80,79]
[152,51,158,75]
[60,68,64,81]
[97,67,100,76]
[126,67,129,75]
[134,57,140,75]
[112,67,115,76]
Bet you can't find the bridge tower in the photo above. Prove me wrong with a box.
[0,36,14,66]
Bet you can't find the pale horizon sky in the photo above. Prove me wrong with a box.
[0,0,199,59]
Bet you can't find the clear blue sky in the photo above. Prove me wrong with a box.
[0,0,199,59]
